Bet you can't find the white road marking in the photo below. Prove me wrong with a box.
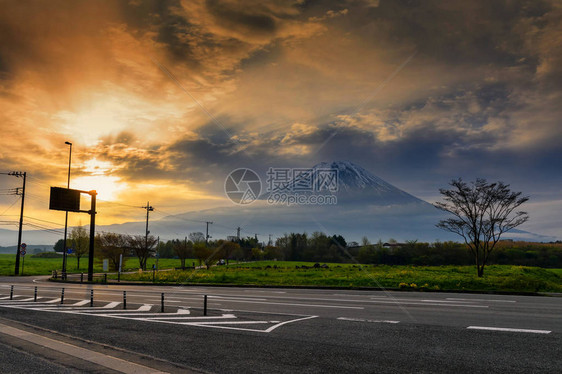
[243,290,286,294]
[0,296,12,300]
[208,296,268,301]
[447,298,516,303]
[203,299,364,309]
[186,321,269,325]
[45,298,61,303]
[103,310,197,317]
[103,302,121,308]
[73,300,90,306]
[0,298,316,333]
[467,326,551,334]
[337,317,400,324]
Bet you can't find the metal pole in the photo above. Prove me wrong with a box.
[142,202,153,271]
[90,289,94,307]
[21,254,25,276]
[161,293,164,313]
[61,288,65,304]
[204,295,207,316]
[10,285,13,300]
[34,286,37,302]
[15,172,26,275]
[205,222,213,245]
[87,191,97,282]
[62,142,72,280]
[123,291,126,310]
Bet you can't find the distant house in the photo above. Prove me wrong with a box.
[382,242,406,249]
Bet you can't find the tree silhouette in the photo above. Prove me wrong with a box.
[435,178,529,277]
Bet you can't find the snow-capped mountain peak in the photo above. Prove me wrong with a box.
[265,160,425,206]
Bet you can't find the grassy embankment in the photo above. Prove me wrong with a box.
[1,255,561,293]
[117,261,562,293]
[0,254,184,276]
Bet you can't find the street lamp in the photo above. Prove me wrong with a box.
[62,141,72,279]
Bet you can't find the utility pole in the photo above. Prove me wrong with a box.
[0,171,26,275]
[62,141,72,280]
[205,221,213,245]
[12,172,26,275]
[142,202,154,261]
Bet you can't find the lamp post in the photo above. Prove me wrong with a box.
[62,141,72,279]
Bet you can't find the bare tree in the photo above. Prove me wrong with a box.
[189,232,205,244]
[69,225,88,270]
[435,178,529,277]
[128,234,157,270]
[95,232,129,271]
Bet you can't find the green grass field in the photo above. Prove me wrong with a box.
[2,255,560,293]
[0,254,192,276]
[117,261,562,293]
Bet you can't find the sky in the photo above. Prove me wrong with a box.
[0,0,561,241]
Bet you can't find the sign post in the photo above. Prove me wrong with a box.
[49,187,97,282]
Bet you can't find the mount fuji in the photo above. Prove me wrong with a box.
[142,161,554,243]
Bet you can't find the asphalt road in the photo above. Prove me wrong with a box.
[0,277,561,373]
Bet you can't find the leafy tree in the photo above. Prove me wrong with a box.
[53,239,64,253]
[69,226,88,270]
[193,242,209,268]
[173,238,193,268]
[193,242,222,269]
[435,178,529,277]
[263,245,283,260]
[128,234,158,270]
[215,240,240,265]
[95,232,128,271]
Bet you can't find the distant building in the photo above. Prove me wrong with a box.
[382,242,406,249]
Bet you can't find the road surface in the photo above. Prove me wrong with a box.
[0,277,560,373]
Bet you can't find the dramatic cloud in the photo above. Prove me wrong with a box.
[0,0,561,238]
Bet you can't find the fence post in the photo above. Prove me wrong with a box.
[204,295,207,316]
[90,289,94,307]
[34,286,37,302]
[123,291,126,310]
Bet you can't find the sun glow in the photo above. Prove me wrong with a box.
[72,175,126,201]
[71,159,126,201]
